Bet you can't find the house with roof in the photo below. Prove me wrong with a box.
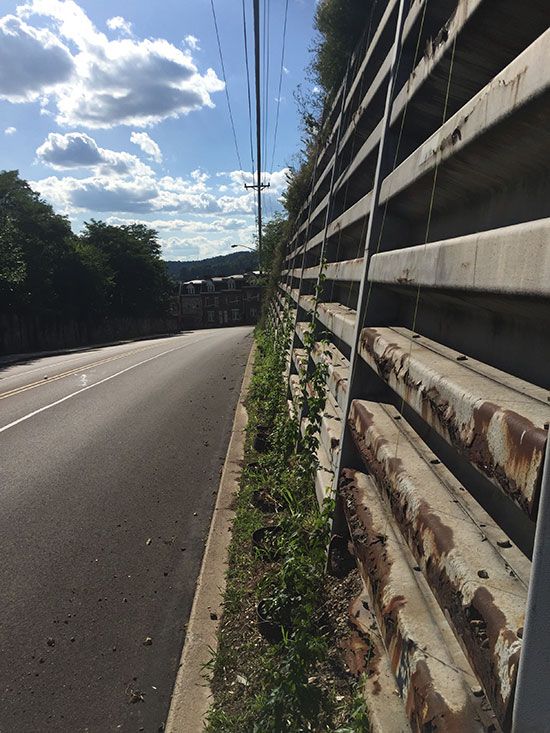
[177,272,262,330]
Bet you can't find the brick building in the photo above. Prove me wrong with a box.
[177,273,262,330]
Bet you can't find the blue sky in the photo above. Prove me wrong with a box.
[0,0,317,260]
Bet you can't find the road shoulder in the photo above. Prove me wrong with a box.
[165,341,256,732]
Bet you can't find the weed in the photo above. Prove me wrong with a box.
[205,293,368,732]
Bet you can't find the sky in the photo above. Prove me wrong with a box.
[0,0,318,261]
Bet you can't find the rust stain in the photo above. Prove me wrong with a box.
[360,328,548,518]
[407,660,477,732]
[348,595,384,694]
[339,631,372,676]
[466,587,521,721]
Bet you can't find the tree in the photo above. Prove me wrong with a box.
[0,216,26,309]
[81,220,171,317]
[312,0,366,98]
[0,170,173,328]
[52,240,114,321]
[174,250,258,282]
[0,170,75,314]
[260,213,287,276]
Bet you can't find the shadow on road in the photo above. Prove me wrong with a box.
[0,331,195,376]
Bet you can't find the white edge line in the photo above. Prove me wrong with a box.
[0,336,210,435]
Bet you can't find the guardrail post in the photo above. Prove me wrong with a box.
[511,441,550,731]
[330,0,408,529]
[297,63,354,421]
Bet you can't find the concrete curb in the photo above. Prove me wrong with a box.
[165,340,256,733]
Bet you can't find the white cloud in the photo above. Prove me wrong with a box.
[184,34,200,51]
[163,237,202,259]
[101,218,257,261]
[19,0,103,46]
[30,152,286,232]
[4,126,17,135]
[106,216,248,233]
[0,14,74,102]
[32,168,218,215]
[4,0,224,128]
[34,174,159,213]
[35,131,150,175]
[130,131,162,163]
[29,156,278,261]
[106,16,132,36]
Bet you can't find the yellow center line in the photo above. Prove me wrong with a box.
[0,344,161,402]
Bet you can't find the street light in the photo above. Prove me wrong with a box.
[231,244,256,253]
[231,244,262,278]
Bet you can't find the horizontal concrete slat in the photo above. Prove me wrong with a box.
[315,440,335,505]
[358,326,550,518]
[380,28,550,207]
[311,341,350,415]
[289,374,301,413]
[348,399,528,724]
[292,346,307,370]
[293,335,350,413]
[317,302,357,347]
[334,118,383,195]
[304,229,325,254]
[340,468,491,732]
[339,47,393,152]
[303,258,364,283]
[368,217,550,297]
[350,592,412,733]
[332,189,372,235]
[320,392,344,473]
[309,192,330,227]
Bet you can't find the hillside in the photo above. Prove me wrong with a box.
[164,250,258,281]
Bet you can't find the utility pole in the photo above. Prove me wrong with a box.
[246,0,269,273]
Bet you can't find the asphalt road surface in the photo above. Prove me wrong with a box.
[0,327,253,732]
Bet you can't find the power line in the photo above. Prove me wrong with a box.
[250,0,268,267]
[270,0,289,174]
[210,0,245,182]
[241,0,255,177]
[262,0,271,174]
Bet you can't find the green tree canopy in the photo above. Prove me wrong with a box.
[260,213,288,276]
[81,220,172,318]
[312,0,366,98]
[0,170,171,322]
[0,170,75,313]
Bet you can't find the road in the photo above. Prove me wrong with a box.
[0,327,253,732]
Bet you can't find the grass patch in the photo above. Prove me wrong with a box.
[205,315,369,732]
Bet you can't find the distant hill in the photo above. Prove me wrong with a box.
[164,250,258,281]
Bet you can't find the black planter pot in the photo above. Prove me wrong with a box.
[256,599,290,643]
[253,425,270,453]
[252,488,280,513]
[327,535,356,578]
[252,525,283,561]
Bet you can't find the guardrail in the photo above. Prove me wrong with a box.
[268,1,550,730]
